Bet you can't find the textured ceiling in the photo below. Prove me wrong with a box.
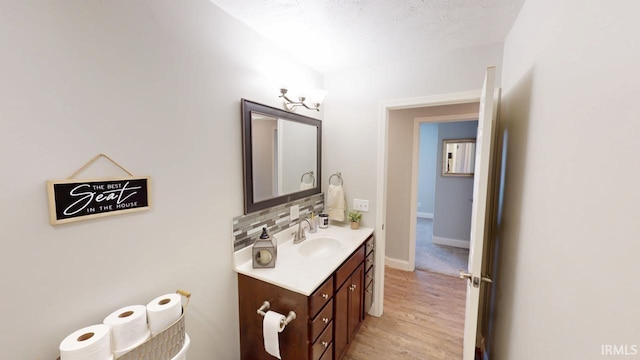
[210,0,525,74]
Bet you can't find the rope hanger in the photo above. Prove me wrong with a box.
[68,153,134,179]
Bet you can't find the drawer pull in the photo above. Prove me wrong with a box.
[322,317,329,324]
[321,293,329,299]
[322,341,329,348]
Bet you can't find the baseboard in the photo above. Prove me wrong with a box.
[432,236,470,249]
[417,212,434,219]
[385,256,413,271]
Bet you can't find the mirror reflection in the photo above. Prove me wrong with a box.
[251,113,317,202]
[241,99,321,214]
[442,139,476,176]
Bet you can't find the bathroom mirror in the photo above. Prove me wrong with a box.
[442,139,476,176]
[241,99,321,214]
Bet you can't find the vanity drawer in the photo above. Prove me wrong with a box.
[365,267,374,288]
[364,280,374,315]
[365,250,374,273]
[336,245,365,288]
[311,321,333,360]
[365,235,375,256]
[319,342,333,360]
[311,299,333,343]
[310,276,334,317]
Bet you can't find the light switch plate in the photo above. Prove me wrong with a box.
[290,204,299,220]
[353,199,369,212]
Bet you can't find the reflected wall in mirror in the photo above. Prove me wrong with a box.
[442,139,476,176]
[242,99,321,214]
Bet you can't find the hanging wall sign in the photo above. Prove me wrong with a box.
[47,154,152,225]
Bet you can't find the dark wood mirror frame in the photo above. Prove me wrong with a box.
[241,99,322,214]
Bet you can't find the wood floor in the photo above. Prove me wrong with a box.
[343,267,466,360]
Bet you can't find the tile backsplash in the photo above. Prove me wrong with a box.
[232,193,324,251]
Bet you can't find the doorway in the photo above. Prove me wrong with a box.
[372,90,485,317]
[370,91,485,357]
[376,105,480,358]
[373,69,499,360]
[415,119,478,276]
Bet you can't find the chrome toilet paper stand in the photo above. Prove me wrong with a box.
[256,301,296,330]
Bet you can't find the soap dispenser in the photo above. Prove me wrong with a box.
[252,227,277,268]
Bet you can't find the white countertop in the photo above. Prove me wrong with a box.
[233,224,374,296]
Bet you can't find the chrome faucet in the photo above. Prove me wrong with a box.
[293,218,311,244]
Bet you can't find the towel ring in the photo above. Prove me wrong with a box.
[300,171,315,186]
[329,172,343,186]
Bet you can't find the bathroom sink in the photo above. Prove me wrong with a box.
[297,237,341,259]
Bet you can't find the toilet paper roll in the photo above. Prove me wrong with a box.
[103,305,150,357]
[59,324,113,360]
[171,333,191,360]
[146,293,182,336]
[263,311,285,360]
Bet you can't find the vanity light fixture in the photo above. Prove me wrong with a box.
[279,88,327,112]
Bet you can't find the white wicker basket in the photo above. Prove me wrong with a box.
[57,290,190,360]
[119,290,190,360]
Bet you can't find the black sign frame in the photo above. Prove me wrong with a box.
[47,176,151,225]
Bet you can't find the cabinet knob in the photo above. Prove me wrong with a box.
[366,275,373,280]
[322,341,329,348]
[349,284,357,291]
[321,293,329,299]
[367,259,374,263]
[322,317,329,324]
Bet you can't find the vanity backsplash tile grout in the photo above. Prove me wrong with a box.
[232,193,324,252]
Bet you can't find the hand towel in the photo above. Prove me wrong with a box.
[300,181,314,190]
[326,184,346,222]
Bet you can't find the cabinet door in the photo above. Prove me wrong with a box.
[347,263,364,342]
[334,281,349,359]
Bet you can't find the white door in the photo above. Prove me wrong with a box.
[462,66,499,360]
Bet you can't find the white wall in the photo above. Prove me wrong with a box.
[0,1,322,359]
[491,0,640,358]
[323,43,504,231]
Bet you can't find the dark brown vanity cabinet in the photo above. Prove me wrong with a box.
[237,234,375,360]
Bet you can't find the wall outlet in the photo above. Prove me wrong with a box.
[353,199,369,212]
[290,204,299,220]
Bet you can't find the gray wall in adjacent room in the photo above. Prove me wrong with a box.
[417,123,438,215]
[433,120,478,242]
